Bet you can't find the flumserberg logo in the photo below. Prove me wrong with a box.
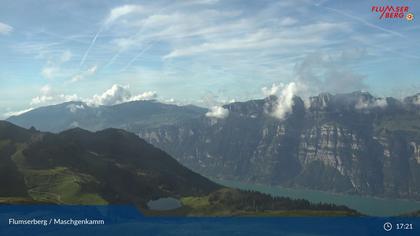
[371,5,414,21]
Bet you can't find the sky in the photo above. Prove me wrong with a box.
[0,0,419,118]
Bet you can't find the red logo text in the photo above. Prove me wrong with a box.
[371,5,409,19]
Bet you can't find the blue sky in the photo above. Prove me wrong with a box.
[0,0,419,118]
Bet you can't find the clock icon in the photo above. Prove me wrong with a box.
[383,222,393,232]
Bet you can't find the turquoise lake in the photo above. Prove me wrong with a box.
[214,179,420,216]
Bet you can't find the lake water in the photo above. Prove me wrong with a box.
[147,197,181,211]
[214,179,420,216]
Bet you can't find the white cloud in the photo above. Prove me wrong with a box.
[59,94,79,102]
[262,83,281,96]
[374,98,388,108]
[4,108,34,118]
[29,85,80,106]
[67,104,85,113]
[130,91,157,101]
[30,95,54,105]
[134,10,243,40]
[206,106,229,119]
[87,5,144,67]
[41,50,74,80]
[30,85,53,105]
[269,82,299,120]
[164,98,176,103]
[415,96,420,105]
[20,84,157,113]
[163,31,269,59]
[71,65,97,82]
[66,0,351,88]
[105,5,143,24]
[355,98,387,110]
[100,2,345,65]
[87,65,97,74]
[0,22,13,35]
[163,22,347,59]
[112,38,138,50]
[90,84,131,106]
[88,84,158,106]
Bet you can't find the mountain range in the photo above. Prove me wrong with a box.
[7,100,206,132]
[0,121,357,216]
[6,92,420,200]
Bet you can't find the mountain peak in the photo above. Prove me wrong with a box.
[404,93,420,106]
[7,100,207,133]
[309,93,332,109]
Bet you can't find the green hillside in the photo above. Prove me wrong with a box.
[0,121,359,216]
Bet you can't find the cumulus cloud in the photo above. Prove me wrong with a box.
[199,91,231,119]
[206,106,229,119]
[266,82,299,120]
[30,95,54,105]
[130,91,157,101]
[89,84,131,106]
[59,94,79,102]
[88,84,158,106]
[25,84,157,111]
[30,85,53,105]
[0,22,13,35]
[355,97,387,110]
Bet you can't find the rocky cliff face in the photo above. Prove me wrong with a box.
[139,92,420,200]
